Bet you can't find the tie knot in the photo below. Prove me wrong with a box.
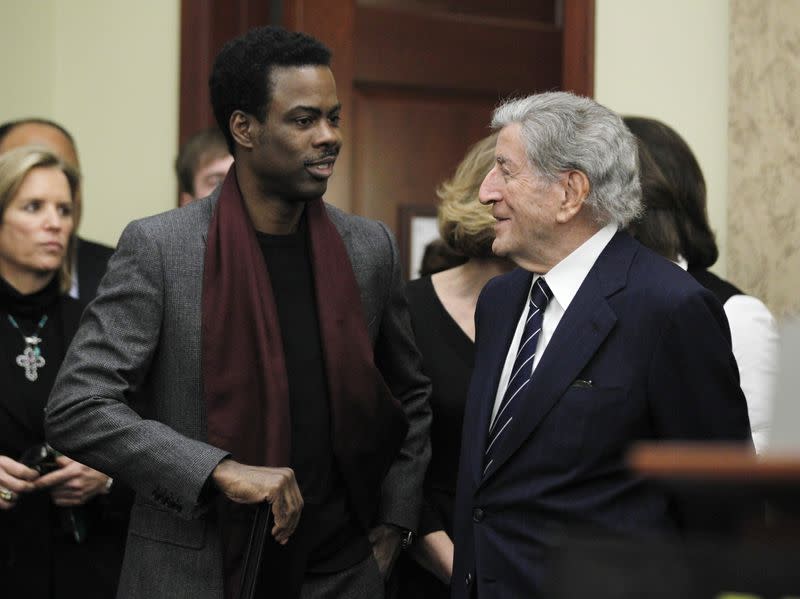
[530,277,551,311]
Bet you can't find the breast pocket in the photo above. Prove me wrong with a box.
[540,385,628,468]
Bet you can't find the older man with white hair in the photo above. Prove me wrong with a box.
[450,92,752,598]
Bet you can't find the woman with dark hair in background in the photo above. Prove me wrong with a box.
[625,117,778,453]
[396,134,513,597]
[0,147,124,597]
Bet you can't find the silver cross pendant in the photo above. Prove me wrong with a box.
[16,341,45,382]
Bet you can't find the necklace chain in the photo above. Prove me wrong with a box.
[7,313,48,382]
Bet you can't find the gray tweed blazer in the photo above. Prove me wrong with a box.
[45,193,431,599]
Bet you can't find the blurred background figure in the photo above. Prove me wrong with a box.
[625,116,778,453]
[418,238,467,278]
[0,147,125,598]
[0,118,114,302]
[396,133,512,597]
[175,127,233,206]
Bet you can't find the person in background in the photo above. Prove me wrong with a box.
[0,118,115,302]
[397,133,513,597]
[418,239,467,278]
[175,127,234,207]
[0,147,124,598]
[451,92,751,598]
[624,116,778,453]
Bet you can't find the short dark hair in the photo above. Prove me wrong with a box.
[175,127,230,195]
[0,118,76,149]
[209,26,332,154]
[623,116,718,269]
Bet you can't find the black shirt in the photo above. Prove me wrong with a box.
[0,276,127,599]
[394,274,475,599]
[256,219,369,573]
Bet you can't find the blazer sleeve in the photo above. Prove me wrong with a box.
[373,222,432,532]
[646,287,753,443]
[45,220,228,519]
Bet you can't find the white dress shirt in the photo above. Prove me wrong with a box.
[675,257,778,453]
[490,223,618,424]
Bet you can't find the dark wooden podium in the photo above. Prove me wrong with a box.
[630,442,800,533]
[546,443,800,598]
[629,442,800,485]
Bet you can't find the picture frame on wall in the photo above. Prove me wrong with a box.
[396,204,439,280]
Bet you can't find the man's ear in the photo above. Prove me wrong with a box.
[178,191,194,207]
[556,170,591,224]
[229,110,256,150]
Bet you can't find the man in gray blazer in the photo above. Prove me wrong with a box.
[45,27,431,599]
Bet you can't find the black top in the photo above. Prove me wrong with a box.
[0,275,127,599]
[0,276,73,460]
[688,268,743,306]
[256,220,369,574]
[75,237,114,302]
[394,275,474,597]
[406,275,474,537]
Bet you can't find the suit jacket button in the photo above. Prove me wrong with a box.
[472,508,484,522]
[465,572,473,586]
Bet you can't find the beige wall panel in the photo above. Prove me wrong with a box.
[595,0,730,276]
[0,0,180,248]
[52,0,180,247]
[0,0,57,117]
[729,0,800,317]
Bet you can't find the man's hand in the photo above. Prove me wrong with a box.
[0,455,39,510]
[34,455,112,506]
[212,459,303,545]
[368,524,403,580]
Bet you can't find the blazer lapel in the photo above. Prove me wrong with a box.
[468,268,532,486]
[479,232,634,484]
[200,192,218,244]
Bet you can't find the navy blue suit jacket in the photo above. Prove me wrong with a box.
[451,231,752,598]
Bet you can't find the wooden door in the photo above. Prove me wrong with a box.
[179,0,594,273]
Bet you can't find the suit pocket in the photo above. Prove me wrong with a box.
[128,502,206,549]
[543,386,627,467]
[569,378,594,389]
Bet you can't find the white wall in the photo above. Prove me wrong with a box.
[595,0,730,275]
[0,1,57,117]
[0,0,180,247]
[2,0,731,259]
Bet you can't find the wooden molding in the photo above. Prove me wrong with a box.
[562,0,595,97]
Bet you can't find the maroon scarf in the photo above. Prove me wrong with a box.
[202,168,408,596]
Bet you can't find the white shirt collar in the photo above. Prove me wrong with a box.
[536,222,618,313]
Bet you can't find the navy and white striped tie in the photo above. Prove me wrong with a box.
[484,277,551,475]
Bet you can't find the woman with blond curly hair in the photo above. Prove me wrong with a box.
[397,134,513,597]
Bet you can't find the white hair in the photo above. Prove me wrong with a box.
[491,91,642,226]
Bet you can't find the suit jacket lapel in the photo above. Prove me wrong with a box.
[200,192,218,244]
[468,268,532,486]
[479,232,634,484]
